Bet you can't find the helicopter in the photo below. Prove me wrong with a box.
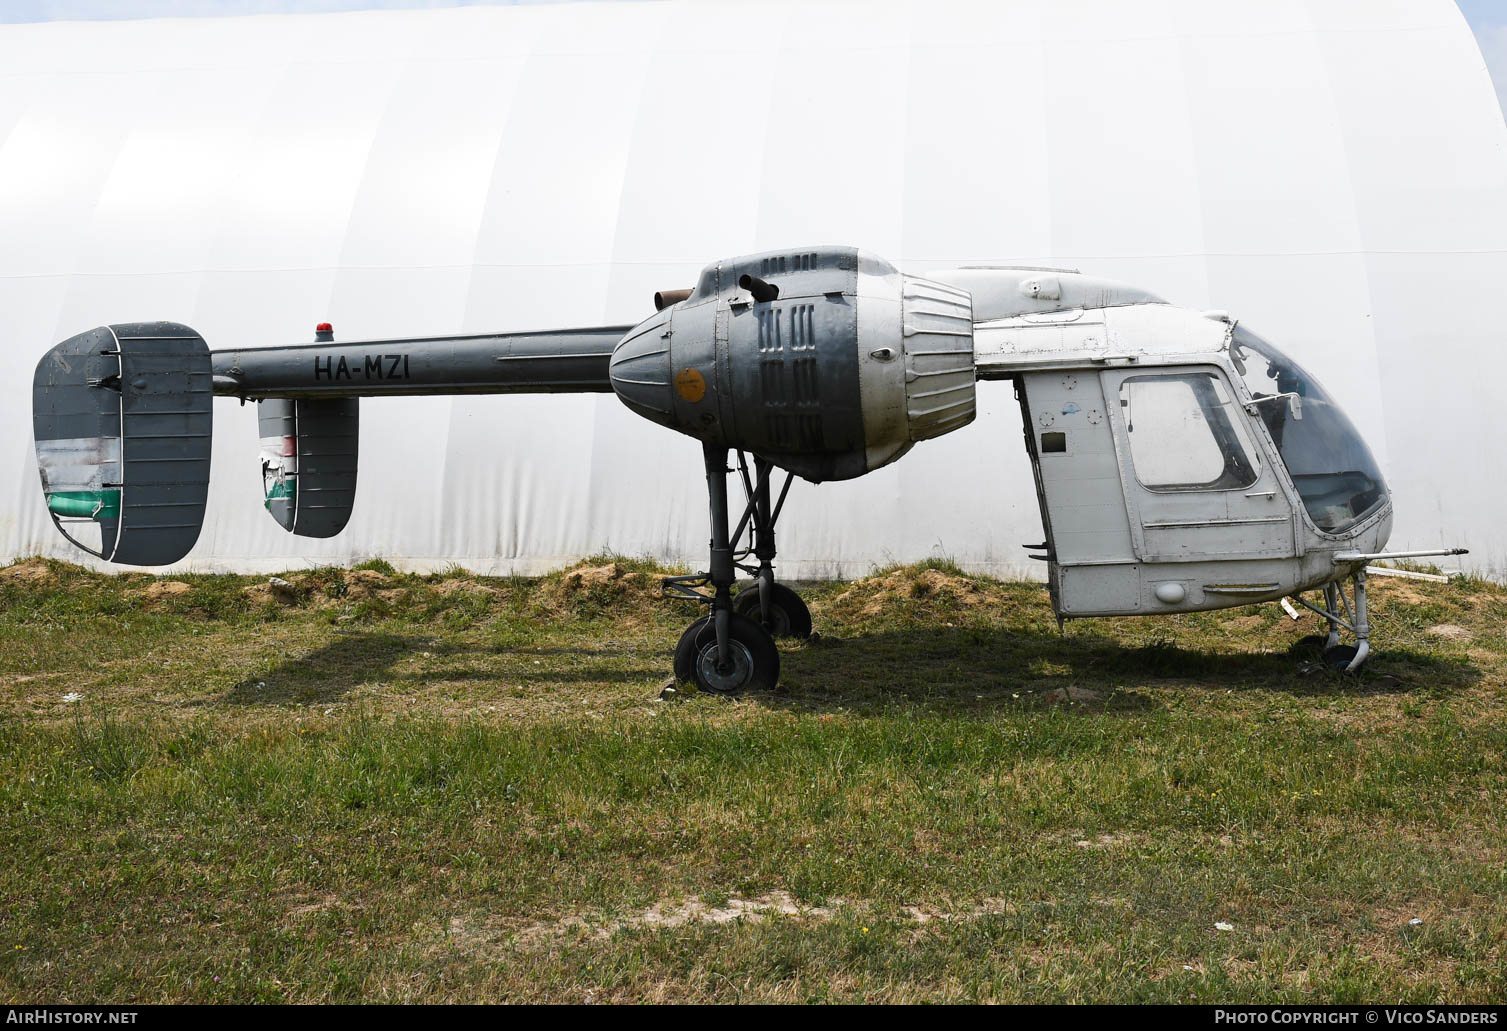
[31,245,1465,694]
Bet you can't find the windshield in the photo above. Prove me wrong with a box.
[1229,327,1388,533]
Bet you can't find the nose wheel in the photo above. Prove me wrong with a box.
[1288,568,1372,673]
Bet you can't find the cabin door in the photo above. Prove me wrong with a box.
[1100,365,1295,563]
[1017,371,1141,616]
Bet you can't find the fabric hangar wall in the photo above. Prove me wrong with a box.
[2,0,1504,578]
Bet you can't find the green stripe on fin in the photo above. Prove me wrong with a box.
[47,490,121,520]
[264,480,295,511]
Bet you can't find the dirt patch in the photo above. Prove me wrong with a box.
[240,571,502,611]
[450,889,1093,956]
[1074,833,1131,849]
[242,578,306,606]
[135,581,192,605]
[285,894,345,920]
[566,563,628,590]
[902,898,1015,925]
[828,566,997,621]
[452,891,840,952]
[342,569,389,600]
[1374,580,1435,606]
[0,559,53,585]
[535,561,657,617]
[1221,615,1265,631]
[608,891,830,933]
[1427,624,1473,642]
[432,579,499,598]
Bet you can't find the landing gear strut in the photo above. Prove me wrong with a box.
[1290,567,1371,672]
[663,446,808,693]
[729,452,812,639]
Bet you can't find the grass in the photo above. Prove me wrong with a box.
[0,555,1504,1003]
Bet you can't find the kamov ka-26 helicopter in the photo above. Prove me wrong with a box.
[31,246,1466,693]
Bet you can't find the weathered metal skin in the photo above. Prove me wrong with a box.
[609,247,977,482]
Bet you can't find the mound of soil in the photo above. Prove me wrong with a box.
[431,578,499,599]
[129,580,194,608]
[242,577,305,606]
[0,558,53,585]
[828,566,995,621]
[342,569,389,600]
[240,568,507,611]
[536,561,658,616]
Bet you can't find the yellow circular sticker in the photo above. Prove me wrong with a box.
[674,367,707,403]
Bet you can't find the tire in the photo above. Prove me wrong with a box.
[673,611,780,695]
[1288,634,1328,658]
[733,582,813,639]
[1322,644,1361,672]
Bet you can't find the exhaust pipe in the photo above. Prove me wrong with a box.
[737,274,780,303]
[654,288,693,311]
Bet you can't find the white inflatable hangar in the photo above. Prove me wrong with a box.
[2,0,1504,579]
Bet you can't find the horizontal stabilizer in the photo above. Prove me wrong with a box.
[33,323,213,565]
[257,397,359,538]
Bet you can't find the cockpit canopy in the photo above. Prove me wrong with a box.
[1231,327,1388,533]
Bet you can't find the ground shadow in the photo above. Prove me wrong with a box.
[222,634,666,704]
[223,631,425,705]
[761,623,1481,716]
[217,618,1482,716]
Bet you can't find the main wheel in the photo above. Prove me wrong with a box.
[733,583,813,639]
[673,611,780,695]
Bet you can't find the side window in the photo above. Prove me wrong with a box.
[1119,372,1260,492]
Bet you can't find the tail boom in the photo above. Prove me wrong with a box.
[211,326,632,400]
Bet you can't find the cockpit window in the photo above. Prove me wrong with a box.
[1230,327,1388,533]
[1119,372,1260,492]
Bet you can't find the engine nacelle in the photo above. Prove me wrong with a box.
[609,247,976,481]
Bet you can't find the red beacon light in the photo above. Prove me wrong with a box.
[315,322,334,342]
